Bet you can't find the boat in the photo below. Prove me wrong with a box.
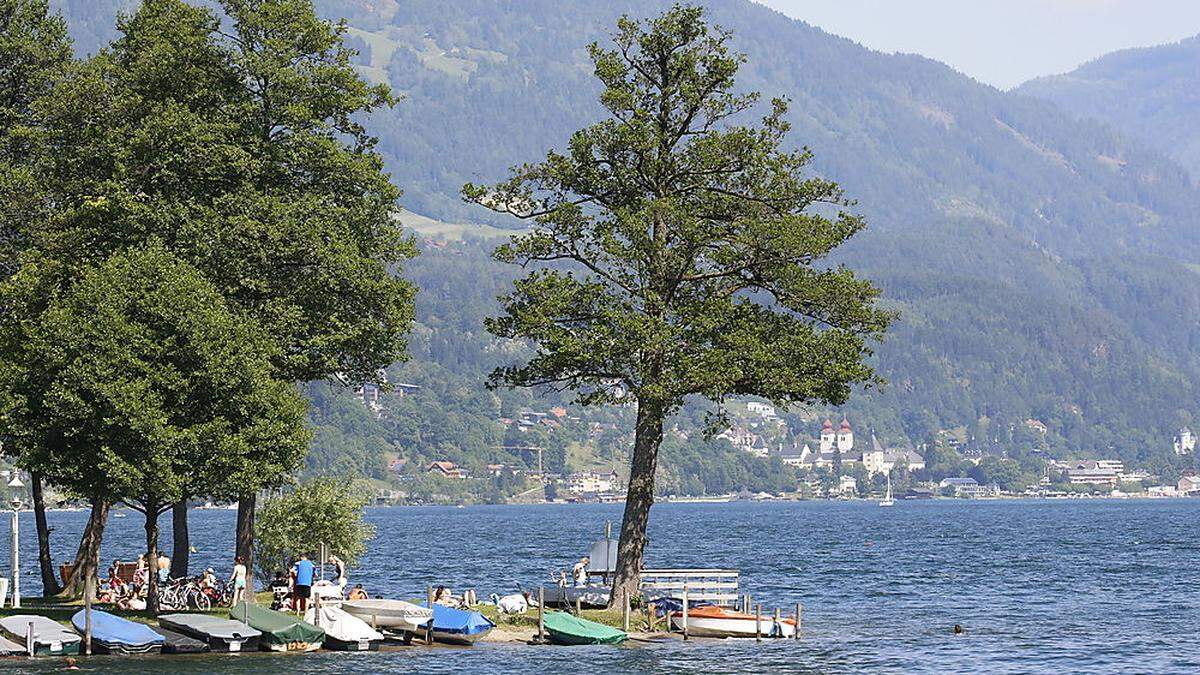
[669,605,796,638]
[428,604,495,645]
[0,615,81,655]
[342,598,433,633]
[156,627,209,654]
[879,474,895,507]
[305,605,384,651]
[542,611,627,645]
[159,613,262,652]
[70,609,164,655]
[230,601,324,652]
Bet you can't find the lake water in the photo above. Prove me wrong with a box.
[2,499,1198,673]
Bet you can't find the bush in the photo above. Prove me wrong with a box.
[254,478,375,578]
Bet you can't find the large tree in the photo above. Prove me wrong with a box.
[464,5,892,605]
[2,245,309,612]
[0,0,73,597]
[2,0,414,593]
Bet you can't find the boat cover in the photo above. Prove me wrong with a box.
[431,604,495,636]
[0,614,81,651]
[156,627,209,654]
[71,609,164,649]
[0,634,24,655]
[342,599,432,629]
[159,613,262,641]
[230,601,324,645]
[306,606,383,643]
[542,611,627,645]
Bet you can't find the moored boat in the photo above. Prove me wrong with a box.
[230,601,324,652]
[159,613,262,652]
[70,609,163,655]
[429,604,495,645]
[156,627,209,654]
[0,615,81,655]
[542,611,627,645]
[342,598,433,633]
[305,606,384,651]
[669,605,796,638]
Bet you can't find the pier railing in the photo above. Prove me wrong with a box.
[638,569,740,605]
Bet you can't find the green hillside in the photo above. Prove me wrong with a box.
[46,0,1200,494]
[1018,35,1200,181]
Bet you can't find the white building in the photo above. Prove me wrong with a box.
[860,435,926,476]
[1053,459,1125,485]
[837,474,857,497]
[775,443,813,467]
[1178,475,1200,495]
[746,402,777,419]
[1175,427,1195,455]
[566,471,619,494]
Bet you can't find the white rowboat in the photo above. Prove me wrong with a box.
[342,599,433,633]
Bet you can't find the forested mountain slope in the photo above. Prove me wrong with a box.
[1018,35,1200,181]
[48,0,1200,486]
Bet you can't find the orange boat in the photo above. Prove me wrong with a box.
[669,605,797,638]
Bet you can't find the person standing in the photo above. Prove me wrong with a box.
[572,556,590,587]
[293,554,315,615]
[328,554,347,591]
[229,556,247,606]
[157,551,171,584]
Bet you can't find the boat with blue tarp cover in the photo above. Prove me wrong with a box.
[71,609,164,655]
[429,604,495,645]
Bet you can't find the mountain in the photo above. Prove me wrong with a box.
[45,0,1200,492]
[1017,35,1200,181]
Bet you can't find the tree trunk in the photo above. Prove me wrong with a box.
[170,500,189,579]
[144,505,161,614]
[609,399,665,608]
[235,492,256,602]
[59,498,109,600]
[30,471,62,597]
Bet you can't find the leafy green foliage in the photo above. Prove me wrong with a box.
[465,5,890,417]
[0,244,309,507]
[255,478,375,578]
[25,0,416,384]
[0,0,72,279]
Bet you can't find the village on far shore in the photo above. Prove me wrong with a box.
[342,378,1200,506]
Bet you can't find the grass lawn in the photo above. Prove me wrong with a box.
[0,591,275,627]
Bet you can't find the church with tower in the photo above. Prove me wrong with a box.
[819,417,855,454]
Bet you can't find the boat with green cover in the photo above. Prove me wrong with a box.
[542,611,627,645]
[229,601,324,652]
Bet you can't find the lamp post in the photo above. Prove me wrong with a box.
[6,471,22,609]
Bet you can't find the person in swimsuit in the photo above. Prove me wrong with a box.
[230,556,248,606]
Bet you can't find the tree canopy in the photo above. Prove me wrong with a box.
[2,244,309,505]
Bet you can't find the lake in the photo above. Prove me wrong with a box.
[2,499,1198,673]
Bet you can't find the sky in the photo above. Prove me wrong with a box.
[756,0,1200,89]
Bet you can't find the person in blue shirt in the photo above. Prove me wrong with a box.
[293,554,315,614]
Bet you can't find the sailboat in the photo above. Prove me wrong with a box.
[879,474,895,507]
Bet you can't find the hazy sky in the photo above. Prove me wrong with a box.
[756,0,1200,89]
